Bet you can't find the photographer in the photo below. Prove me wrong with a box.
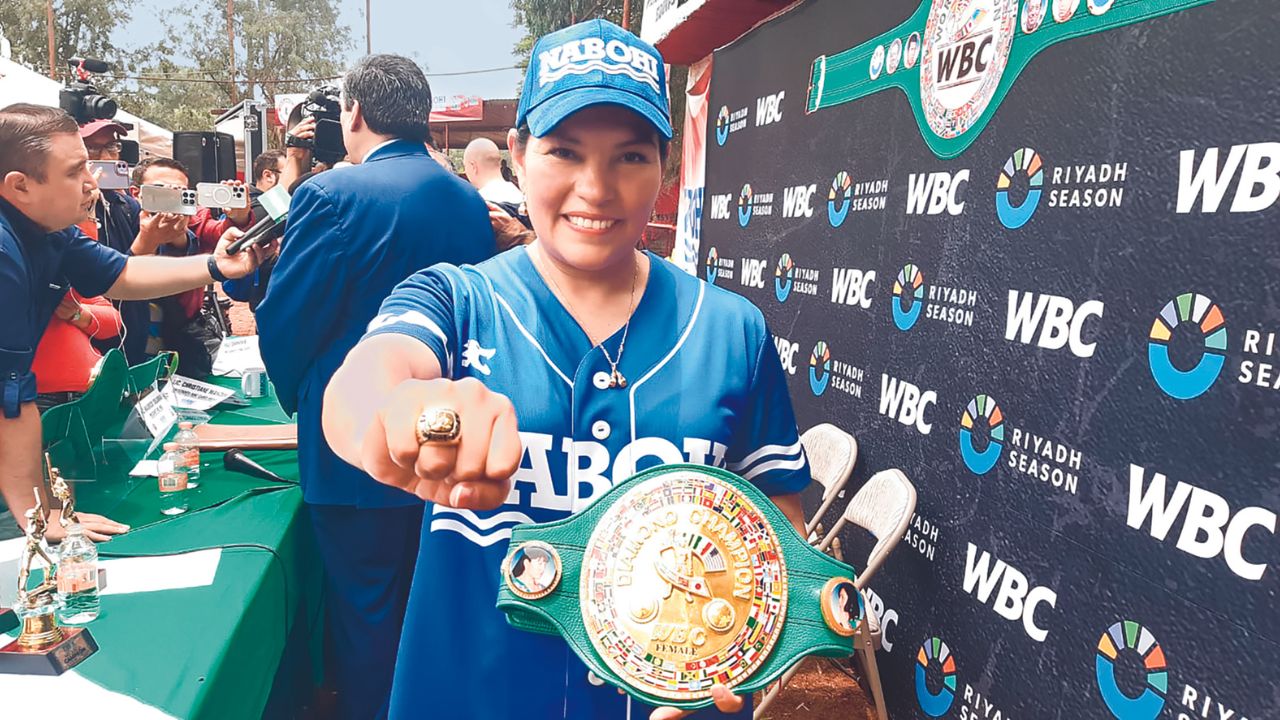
[255,55,495,719]
[127,158,250,375]
[0,103,271,541]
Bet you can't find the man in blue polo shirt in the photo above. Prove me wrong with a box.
[257,54,496,720]
[0,103,271,542]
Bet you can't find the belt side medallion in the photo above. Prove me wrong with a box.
[581,469,788,700]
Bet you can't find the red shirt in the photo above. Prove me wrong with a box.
[31,221,124,393]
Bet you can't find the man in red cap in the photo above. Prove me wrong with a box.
[79,119,157,364]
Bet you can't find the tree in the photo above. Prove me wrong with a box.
[0,0,134,78]
[119,0,354,132]
[510,0,641,69]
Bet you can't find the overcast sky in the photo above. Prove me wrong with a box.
[121,0,526,99]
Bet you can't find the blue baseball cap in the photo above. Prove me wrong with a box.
[517,19,672,140]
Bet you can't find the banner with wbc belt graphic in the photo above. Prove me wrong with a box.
[699,0,1277,718]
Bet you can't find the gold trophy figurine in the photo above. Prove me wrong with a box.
[14,491,62,650]
[48,453,78,528]
[0,485,99,675]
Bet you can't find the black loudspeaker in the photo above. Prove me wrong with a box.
[172,131,236,184]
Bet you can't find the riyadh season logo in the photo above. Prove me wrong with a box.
[996,147,1129,229]
[891,262,979,332]
[1094,617,1257,720]
[775,253,794,301]
[892,263,925,331]
[1147,291,1279,399]
[705,247,735,286]
[1095,621,1167,720]
[715,106,729,146]
[738,184,753,226]
[920,0,1018,140]
[958,394,1004,475]
[828,171,853,227]
[809,341,831,395]
[959,392,1084,494]
[808,341,866,399]
[827,170,889,228]
[774,253,820,303]
[1147,293,1227,400]
[715,104,748,146]
[915,637,957,717]
[737,183,774,227]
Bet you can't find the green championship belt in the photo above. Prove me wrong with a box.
[496,464,861,710]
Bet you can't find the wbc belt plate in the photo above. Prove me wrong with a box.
[496,464,860,710]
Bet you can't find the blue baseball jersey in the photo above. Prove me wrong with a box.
[364,247,810,719]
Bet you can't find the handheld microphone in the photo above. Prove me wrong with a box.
[227,184,292,254]
[223,449,291,484]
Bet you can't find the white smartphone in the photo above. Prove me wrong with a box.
[89,160,131,190]
[138,184,198,216]
[196,182,249,209]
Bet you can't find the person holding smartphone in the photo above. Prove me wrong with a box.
[0,103,272,543]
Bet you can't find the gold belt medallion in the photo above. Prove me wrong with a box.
[581,469,788,700]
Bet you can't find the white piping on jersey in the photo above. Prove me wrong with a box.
[431,505,537,530]
[493,291,574,386]
[741,455,807,482]
[727,440,804,472]
[427,519,515,546]
[429,506,536,545]
[627,282,706,445]
[366,309,453,370]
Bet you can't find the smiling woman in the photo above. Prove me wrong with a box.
[321,18,812,720]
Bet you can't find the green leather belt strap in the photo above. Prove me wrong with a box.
[496,464,859,710]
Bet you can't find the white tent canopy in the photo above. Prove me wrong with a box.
[0,57,173,158]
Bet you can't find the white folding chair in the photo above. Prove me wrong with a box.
[799,423,858,539]
[754,469,917,720]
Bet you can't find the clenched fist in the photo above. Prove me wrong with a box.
[358,377,523,509]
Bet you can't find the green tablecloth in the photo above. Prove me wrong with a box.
[17,358,321,719]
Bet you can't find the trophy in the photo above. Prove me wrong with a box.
[0,485,99,675]
[48,454,79,527]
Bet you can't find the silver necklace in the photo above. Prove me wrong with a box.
[538,248,639,389]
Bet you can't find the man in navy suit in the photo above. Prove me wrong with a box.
[256,54,496,719]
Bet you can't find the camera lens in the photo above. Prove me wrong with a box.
[88,95,118,120]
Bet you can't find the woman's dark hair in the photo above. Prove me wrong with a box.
[514,123,670,163]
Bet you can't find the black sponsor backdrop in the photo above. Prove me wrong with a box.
[701,0,1279,717]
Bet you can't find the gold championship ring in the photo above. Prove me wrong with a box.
[416,407,461,445]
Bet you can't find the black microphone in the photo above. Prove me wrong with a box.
[69,57,110,73]
[226,173,318,254]
[226,214,275,254]
[223,449,291,484]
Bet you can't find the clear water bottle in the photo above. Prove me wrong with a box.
[158,442,189,515]
[57,522,100,625]
[175,421,201,489]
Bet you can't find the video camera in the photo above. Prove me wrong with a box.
[285,85,346,165]
[59,57,117,125]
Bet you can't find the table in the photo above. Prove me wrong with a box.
[2,353,321,719]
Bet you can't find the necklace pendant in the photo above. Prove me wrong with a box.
[611,371,628,389]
